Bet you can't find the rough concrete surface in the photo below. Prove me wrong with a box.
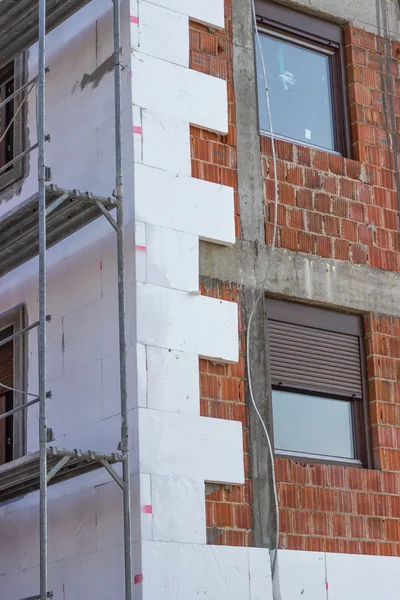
[269,0,400,37]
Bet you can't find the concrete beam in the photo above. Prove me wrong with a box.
[268,0,400,38]
[200,240,400,318]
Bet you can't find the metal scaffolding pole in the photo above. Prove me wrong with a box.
[38,0,48,597]
[112,0,133,598]
[0,1,133,596]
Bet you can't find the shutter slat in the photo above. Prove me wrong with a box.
[270,346,361,368]
[268,318,362,398]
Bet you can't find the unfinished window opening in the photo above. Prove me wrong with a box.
[265,298,371,467]
[0,326,13,465]
[0,305,27,464]
[255,0,351,156]
[0,55,26,191]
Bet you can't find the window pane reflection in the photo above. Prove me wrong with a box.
[272,389,355,459]
[256,32,336,151]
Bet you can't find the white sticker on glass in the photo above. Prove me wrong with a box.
[305,129,312,140]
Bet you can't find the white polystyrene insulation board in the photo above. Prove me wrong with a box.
[135,164,235,245]
[131,52,228,134]
[275,550,327,600]
[141,542,258,600]
[143,0,225,29]
[137,408,245,484]
[326,552,400,599]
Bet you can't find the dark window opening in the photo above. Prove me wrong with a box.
[0,62,15,170]
[0,326,14,466]
[0,56,25,191]
[265,298,371,467]
[255,0,351,156]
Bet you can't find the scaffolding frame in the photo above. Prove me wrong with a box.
[0,1,133,599]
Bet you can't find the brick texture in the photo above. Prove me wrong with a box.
[199,280,252,547]
[276,314,400,555]
[190,1,239,236]
[262,26,400,272]
[192,0,400,557]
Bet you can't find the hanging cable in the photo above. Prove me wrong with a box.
[248,0,280,580]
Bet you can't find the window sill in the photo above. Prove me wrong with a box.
[275,449,363,468]
[260,129,342,157]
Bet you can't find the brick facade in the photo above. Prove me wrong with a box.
[263,26,400,271]
[276,313,400,555]
[193,0,400,558]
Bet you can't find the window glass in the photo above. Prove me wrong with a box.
[272,389,355,459]
[256,32,336,151]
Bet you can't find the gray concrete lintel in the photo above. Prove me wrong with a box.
[261,0,400,38]
[200,240,400,319]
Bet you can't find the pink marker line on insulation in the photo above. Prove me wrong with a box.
[136,245,146,252]
[133,125,142,135]
[130,15,139,24]
[134,574,143,584]
[141,504,153,514]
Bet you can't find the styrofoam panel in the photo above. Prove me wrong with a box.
[146,346,199,415]
[95,3,114,65]
[196,295,239,363]
[49,127,100,193]
[139,473,153,542]
[47,360,103,436]
[275,550,326,600]
[150,475,206,543]
[96,474,150,550]
[45,21,97,102]
[95,105,136,203]
[135,221,147,282]
[95,480,124,551]
[61,545,125,599]
[326,552,400,600]
[46,238,103,318]
[43,314,64,382]
[133,105,143,164]
[62,297,119,373]
[131,53,228,134]
[47,487,97,561]
[99,349,141,419]
[53,410,122,457]
[0,513,20,576]
[136,282,238,362]
[249,548,274,600]
[0,559,66,600]
[135,2,189,67]
[142,110,191,175]
[135,164,235,245]
[12,505,40,571]
[141,542,254,600]
[144,0,225,28]
[146,225,198,292]
[137,408,245,484]
[136,343,148,408]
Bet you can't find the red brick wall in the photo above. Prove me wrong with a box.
[192,0,400,557]
[276,314,400,556]
[263,26,400,271]
[199,281,253,547]
[190,1,240,237]
[190,2,251,547]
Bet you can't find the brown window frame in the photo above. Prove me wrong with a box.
[265,298,372,468]
[0,305,27,464]
[0,54,26,192]
[255,0,351,157]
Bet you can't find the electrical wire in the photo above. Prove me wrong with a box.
[248,0,280,580]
